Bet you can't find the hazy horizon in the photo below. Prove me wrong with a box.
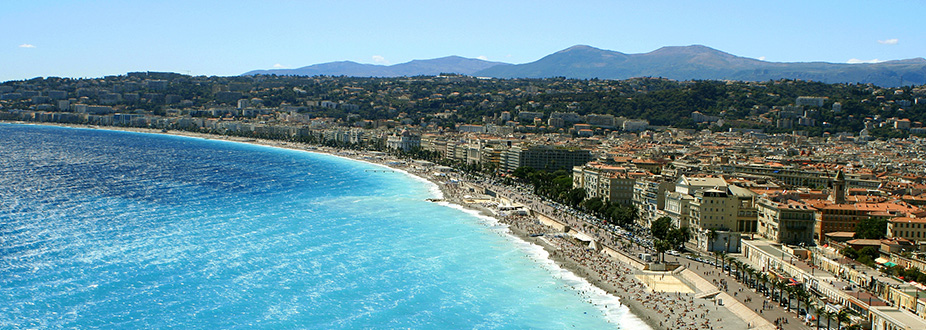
[3,0,924,82]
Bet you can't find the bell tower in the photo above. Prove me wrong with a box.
[829,170,846,204]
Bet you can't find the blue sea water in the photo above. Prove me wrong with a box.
[0,124,648,329]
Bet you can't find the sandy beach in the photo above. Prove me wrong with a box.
[10,122,762,330]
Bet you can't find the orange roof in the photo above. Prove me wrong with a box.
[889,217,926,223]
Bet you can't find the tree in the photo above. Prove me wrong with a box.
[758,273,770,296]
[777,280,787,304]
[836,309,852,330]
[654,239,671,263]
[822,310,833,330]
[667,226,690,250]
[724,255,735,274]
[856,246,880,266]
[784,284,794,310]
[581,197,604,214]
[812,304,825,329]
[858,246,879,260]
[613,205,637,227]
[841,247,859,259]
[730,259,743,281]
[651,216,673,240]
[794,288,810,318]
[858,254,875,266]
[565,188,586,207]
[855,218,888,239]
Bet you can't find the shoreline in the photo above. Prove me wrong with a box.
[6,122,731,330]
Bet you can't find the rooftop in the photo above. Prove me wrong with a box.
[869,306,926,329]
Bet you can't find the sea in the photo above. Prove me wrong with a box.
[0,123,649,329]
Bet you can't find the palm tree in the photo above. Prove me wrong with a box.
[731,259,742,281]
[811,303,825,329]
[758,273,770,296]
[822,310,833,330]
[776,280,788,306]
[794,288,810,318]
[835,309,851,330]
[724,255,735,275]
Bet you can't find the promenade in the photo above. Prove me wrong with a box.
[470,178,819,330]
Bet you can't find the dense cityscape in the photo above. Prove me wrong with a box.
[4,72,926,329]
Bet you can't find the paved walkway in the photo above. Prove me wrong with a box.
[667,254,814,330]
[481,180,818,329]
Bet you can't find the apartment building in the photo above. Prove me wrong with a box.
[632,175,674,227]
[503,145,591,172]
[888,217,926,243]
[573,163,646,205]
[757,197,817,245]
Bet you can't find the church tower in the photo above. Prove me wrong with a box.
[829,170,846,204]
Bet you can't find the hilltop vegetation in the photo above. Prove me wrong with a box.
[2,73,925,137]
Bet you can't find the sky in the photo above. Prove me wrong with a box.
[2,0,924,82]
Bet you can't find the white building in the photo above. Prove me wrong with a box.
[622,119,649,132]
[386,130,420,151]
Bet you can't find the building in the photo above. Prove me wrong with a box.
[715,163,832,188]
[697,230,741,253]
[622,119,649,132]
[729,185,759,233]
[480,146,505,170]
[631,158,666,175]
[690,188,739,231]
[888,217,926,243]
[503,145,591,172]
[664,191,695,229]
[813,199,918,243]
[676,176,728,196]
[663,175,728,229]
[796,96,827,107]
[586,114,615,127]
[869,306,926,330]
[517,111,543,121]
[385,130,420,151]
[633,175,674,227]
[457,124,486,133]
[757,197,817,245]
[573,163,646,205]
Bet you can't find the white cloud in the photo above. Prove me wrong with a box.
[372,55,389,65]
[476,55,489,61]
[18,44,35,48]
[847,58,883,64]
[878,38,899,45]
[273,63,286,69]
[757,56,766,61]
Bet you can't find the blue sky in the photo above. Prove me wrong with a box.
[2,0,924,82]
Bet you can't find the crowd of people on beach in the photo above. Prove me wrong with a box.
[496,208,734,330]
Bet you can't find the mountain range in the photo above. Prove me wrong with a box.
[243,56,507,78]
[243,45,926,87]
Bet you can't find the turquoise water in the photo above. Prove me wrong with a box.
[0,124,646,329]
